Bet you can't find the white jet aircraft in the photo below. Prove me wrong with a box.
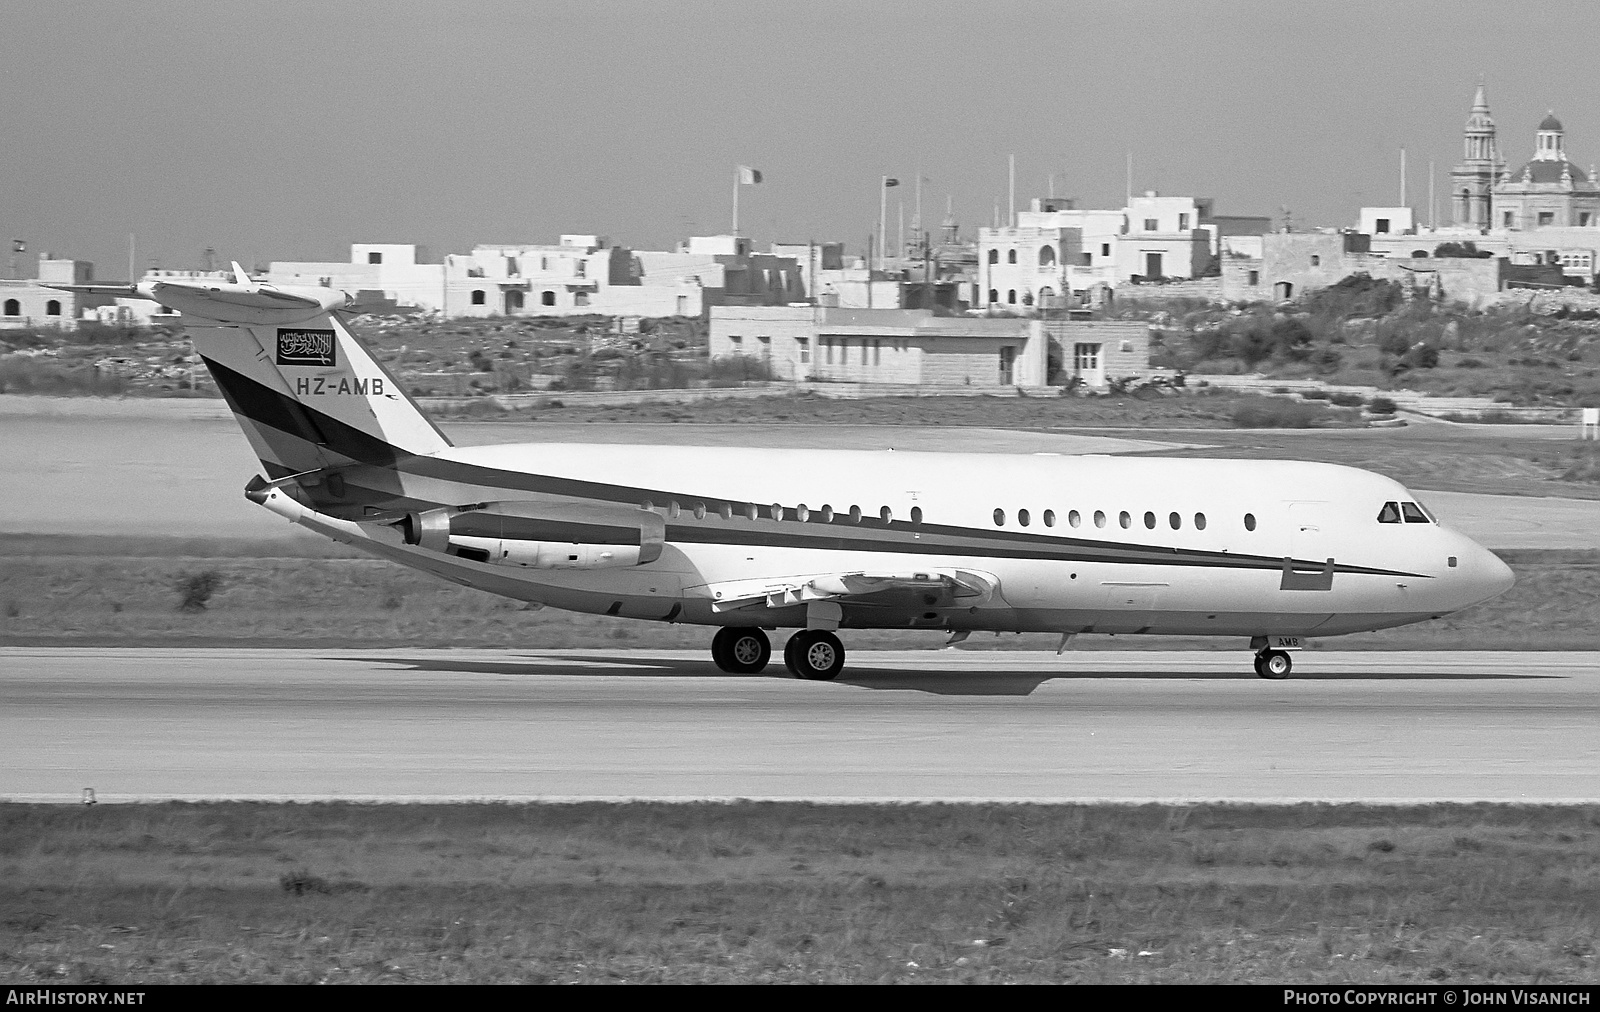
[53,266,1516,679]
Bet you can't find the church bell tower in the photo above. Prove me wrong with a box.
[1450,83,1503,229]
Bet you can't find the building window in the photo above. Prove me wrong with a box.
[987,249,999,264]
[1247,270,1259,286]
[45,300,60,316]
[872,339,881,366]
[574,260,586,277]
[368,252,382,264]
[1538,212,1555,226]
[1007,249,1017,264]
[1582,213,1592,226]
[1504,211,1514,227]
[470,289,486,305]
[574,291,589,306]
[1007,289,1016,304]
[988,288,999,304]
[1375,218,1390,234]
[1143,218,1158,232]
[798,337,810,363]
[4,299,19,316]
[1311,255,1320,266]
[729,335,743,352]
[1101,243,1111,257]
[1073,343,1101,373]
[1178,213,1189,230]
[542,290,556,306]
[1038,245,1056,266]
[1080,252,1093,266]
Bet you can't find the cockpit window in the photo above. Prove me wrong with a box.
[1377,501,1402,524]
[1401,502,1430,524]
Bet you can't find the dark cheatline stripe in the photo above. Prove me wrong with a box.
[450,514,641,545]
[202,357,406,469]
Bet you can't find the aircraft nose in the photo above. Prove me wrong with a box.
[1468,544,1516,603]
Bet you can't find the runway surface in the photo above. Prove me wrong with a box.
[3,647,1596,804]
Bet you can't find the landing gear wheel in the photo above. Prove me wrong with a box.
[784,630,845,681]
[712,627,770,674]
[1254,649,1292,680]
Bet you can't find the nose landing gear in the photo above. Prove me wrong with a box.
[1254,649,1293,680]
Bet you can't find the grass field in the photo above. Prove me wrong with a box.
[2,802,1596,984]
[0,537,1594,651]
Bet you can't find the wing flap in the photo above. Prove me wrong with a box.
[704,569,999,613]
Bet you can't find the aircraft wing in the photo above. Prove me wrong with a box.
[705,568,999,613]
[40,283,144,298]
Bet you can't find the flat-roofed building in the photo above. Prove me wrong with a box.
[709,305,1047,387]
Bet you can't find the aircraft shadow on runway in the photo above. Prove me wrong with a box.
[345,654,1553,698]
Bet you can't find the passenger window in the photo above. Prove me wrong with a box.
[820,505,834,522]
[910,506,923,524]
[1093,510,1106,528]
[719,503,733,520]
[1119,511,1132,529]
[694,503,707,520]
[1169,512,1181,530]
[993,508,1005,526]
[1043,509,1055,527]
[1244,513,1256,531]
[797,504,810,522]
[880,506,893,523]
[642,500,654,511]
[1194,513,1206,530]
[1143,511,1156,529]
[849,505,862,523]
[772,503,784,521]
[1018,508,1030,527]
[1069,510,1081,528]
[669,501,681,518]
[745,503,758,521]
[1377,502,1402,524]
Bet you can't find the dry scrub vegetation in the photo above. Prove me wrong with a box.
[2,802,1596,984]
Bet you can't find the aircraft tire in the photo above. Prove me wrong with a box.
[712,627,770,674]
[785,630,845,681]
[1255,649,1292,680]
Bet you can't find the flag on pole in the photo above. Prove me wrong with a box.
[738,166,763,185]
[883,177,900,187]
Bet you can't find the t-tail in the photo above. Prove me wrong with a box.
[48,265,452,502]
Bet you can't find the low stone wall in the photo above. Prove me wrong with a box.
[1113,278,1222,302]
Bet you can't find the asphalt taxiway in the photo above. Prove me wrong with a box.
[3,647,1595,804]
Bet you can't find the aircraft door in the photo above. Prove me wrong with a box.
[1283,502,1334,591]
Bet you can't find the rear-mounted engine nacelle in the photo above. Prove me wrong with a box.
[447,536,641,570]
[397,505,663,569]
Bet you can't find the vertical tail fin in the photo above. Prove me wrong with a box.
[190,310,450,479]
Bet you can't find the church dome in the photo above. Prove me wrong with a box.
[1539,112,1564,131]
[1508,158,1587,185]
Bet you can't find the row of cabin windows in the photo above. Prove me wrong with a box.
[644,500,924,525]
[993,507,1257,532]
[4,300,62,316]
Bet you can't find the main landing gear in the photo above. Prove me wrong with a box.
[710,627,771,674]
[708,627,846,680]
[1254,648,1293,680]
[783,629,845,681]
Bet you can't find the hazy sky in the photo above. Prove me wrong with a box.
[6,0,1599,279]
